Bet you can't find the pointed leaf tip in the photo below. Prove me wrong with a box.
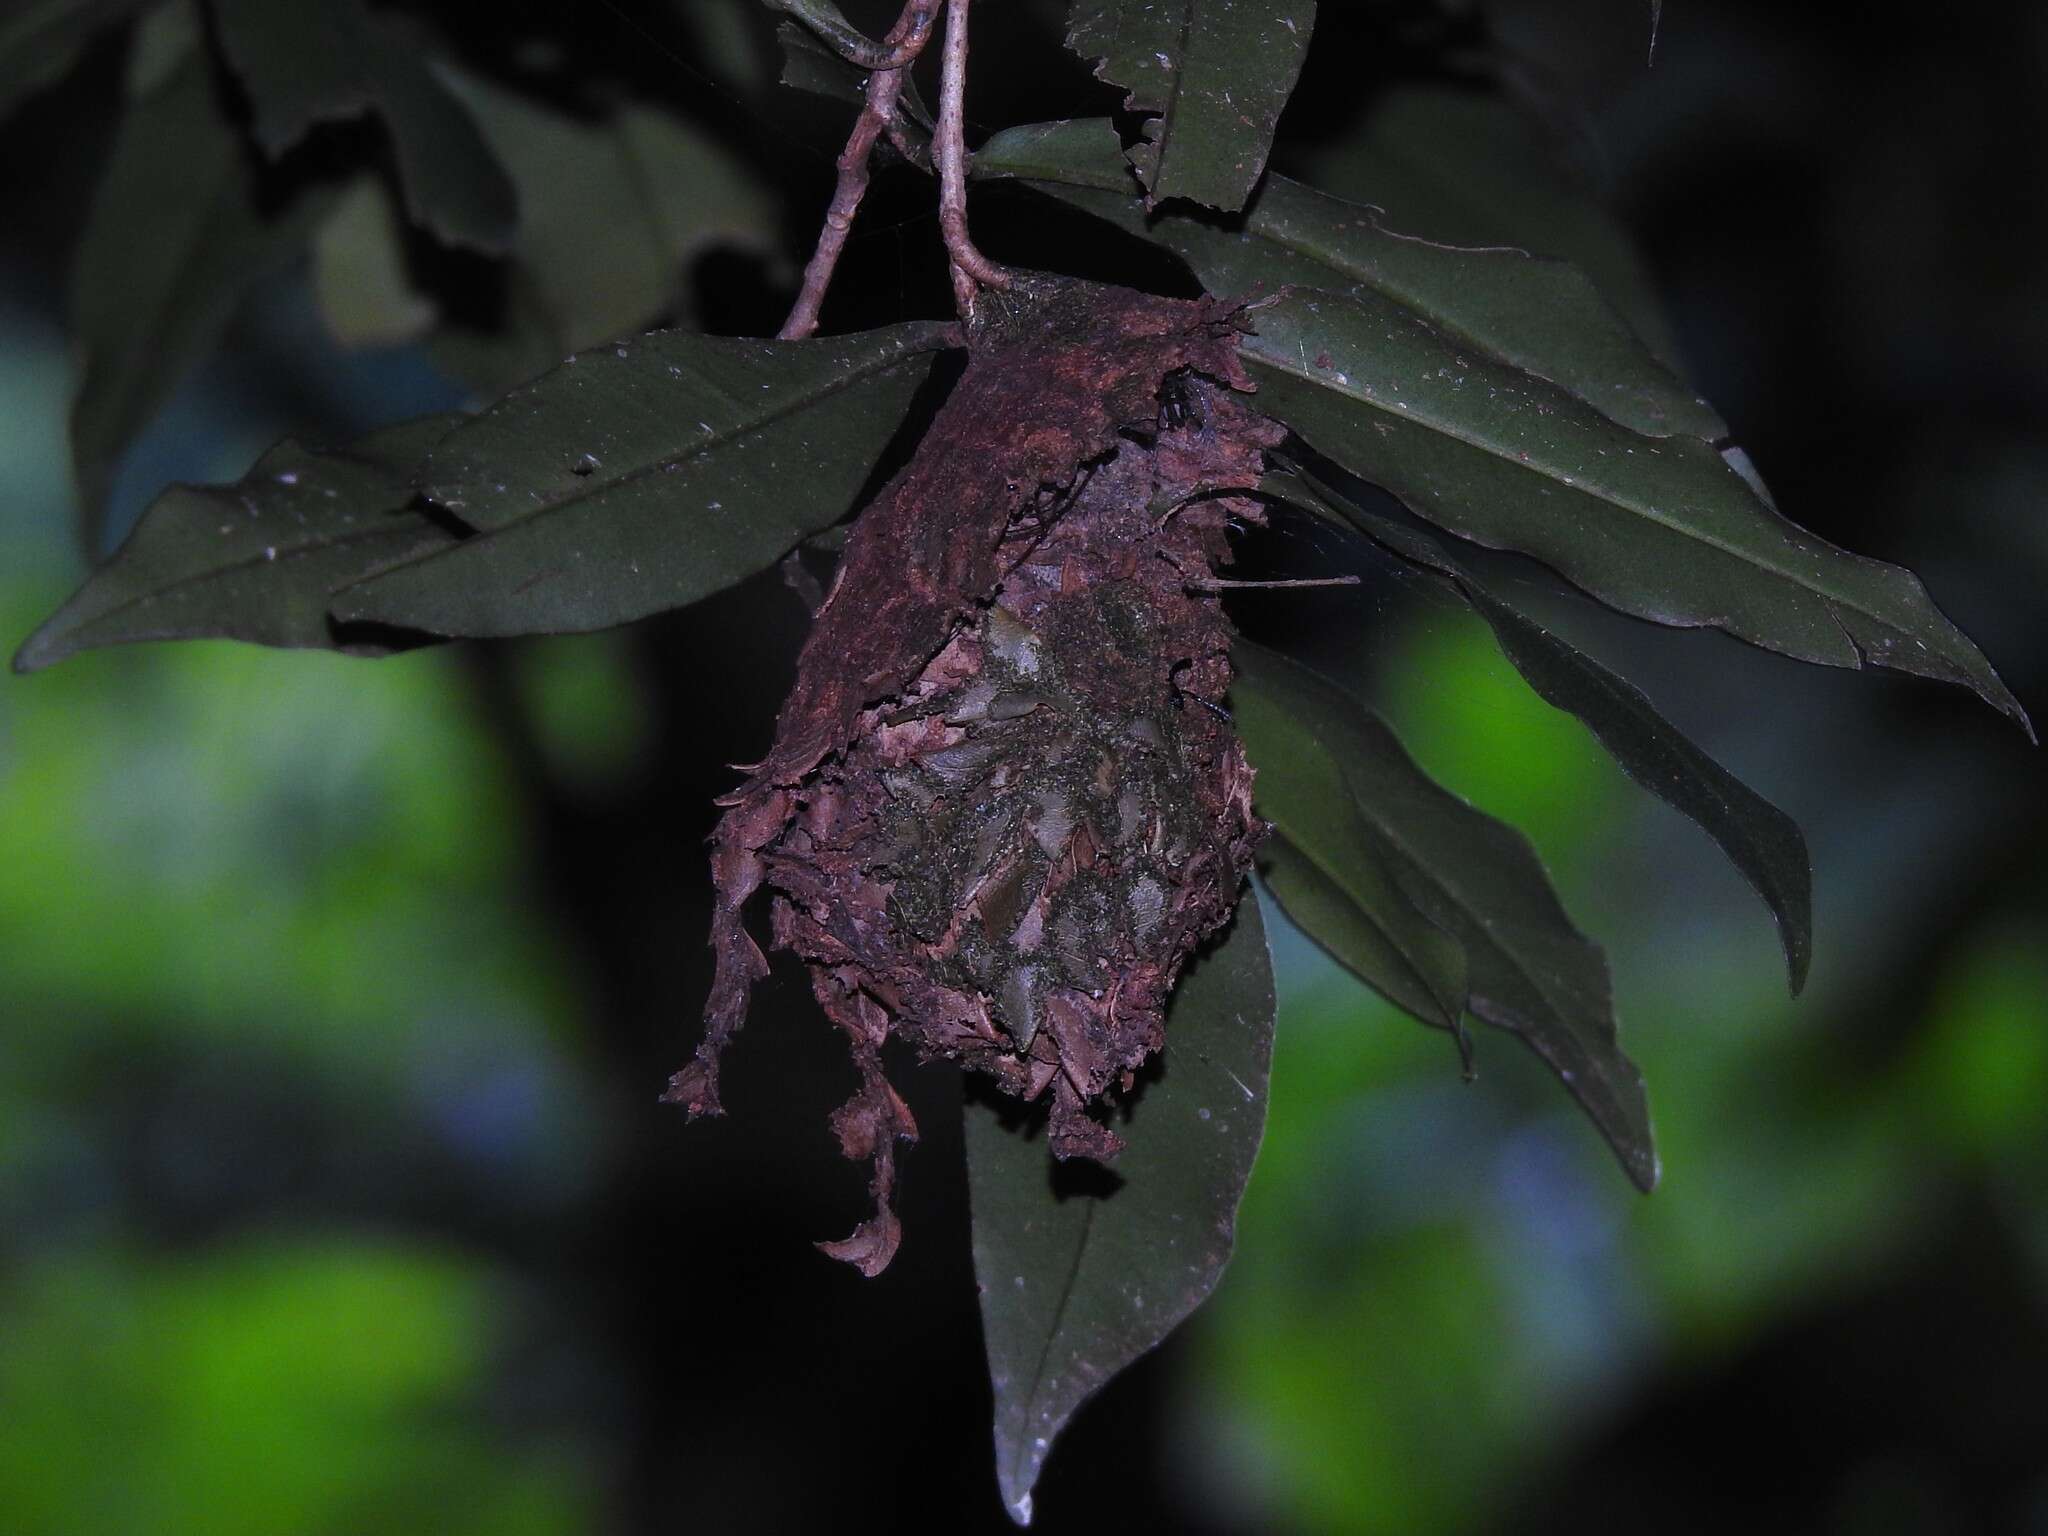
[969,895,1274,1523]
[1242,290,2027,735]
[332,322,955,638]
[18,414,463,671]
[1234,642,1658,1190]
[1263,470,1815,996]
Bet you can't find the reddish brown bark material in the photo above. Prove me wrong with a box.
[670,278,1280,1274]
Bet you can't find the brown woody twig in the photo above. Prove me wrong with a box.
[935,0,1011,314]
[769,0,926,70]
[777,0,941,340]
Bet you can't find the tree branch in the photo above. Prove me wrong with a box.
[768,0,927,70]
[935,0,1010,314]
[777,0,940,341]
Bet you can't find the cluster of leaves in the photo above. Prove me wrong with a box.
[7,0,2028,1522]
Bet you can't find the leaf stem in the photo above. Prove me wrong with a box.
[935,0,1011,315]
[777,0,940,340]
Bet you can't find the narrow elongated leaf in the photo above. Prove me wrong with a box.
[15,415,461,671]
[968,892,1274,1526]
[1267,470,1813,992]
[1243,290,2032,737]
[1065,0,1314,212]
[1295,86,1688,365]
[1224,656,1466,1027]
[211,0,516,252]
[1232,642,1657,1192]
[1257,832,1469,1037]
[0,0,147,119]
[331,323,955,637]
[69,54,337,553]
[973,117,1722,440]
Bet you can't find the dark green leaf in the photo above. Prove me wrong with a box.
[1232,642,1657,1192]
[1225,654,1466,1028]
[1064,0,1315,212]
[1243,290,2033,738]
[967,891,1274,1527]
[1257,833,1469,1035]
[69,53,337,554]
[1292,85,1690,366]
[15,415,462,672]
[1267,470,1813,993]
[973,117,1722,440]
[430,73,780,385]
[211,0,516,252]
[0,0,148,120]
[330,322,956,637]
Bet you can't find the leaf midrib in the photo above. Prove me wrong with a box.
[1009,1191,1097,1492]
[1264,808,1452,1022]
[1141,0,1200,196]
[430,330,950,528]
[1244,326,1916,645]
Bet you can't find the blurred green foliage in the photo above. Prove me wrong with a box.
[0,1240,591,1536]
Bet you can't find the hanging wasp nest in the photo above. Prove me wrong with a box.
[668,277,1281,1274]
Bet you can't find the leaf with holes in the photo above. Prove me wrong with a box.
[330,322,956,637]
[1065,0,1314,212]
[967,892,1274,1526]
[16,415,462,672]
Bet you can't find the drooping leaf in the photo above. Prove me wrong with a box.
[15,415,462,672]
[1242,290,2033,737]
[1257,832,1468,1037]
[1232,641,1657,1192]
[1064,0,1315,212]
[69,52,337,554]
[0,0,148,120]
[973,117,1722,439]
[210,0,517,252]
[967,890,1275,1527]
[430,72,780,389]
[330,322,956,637]
[1266,469,1814,992]
[1221,649,1466,1027]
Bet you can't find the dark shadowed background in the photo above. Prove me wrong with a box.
[2,1,2045,1531]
